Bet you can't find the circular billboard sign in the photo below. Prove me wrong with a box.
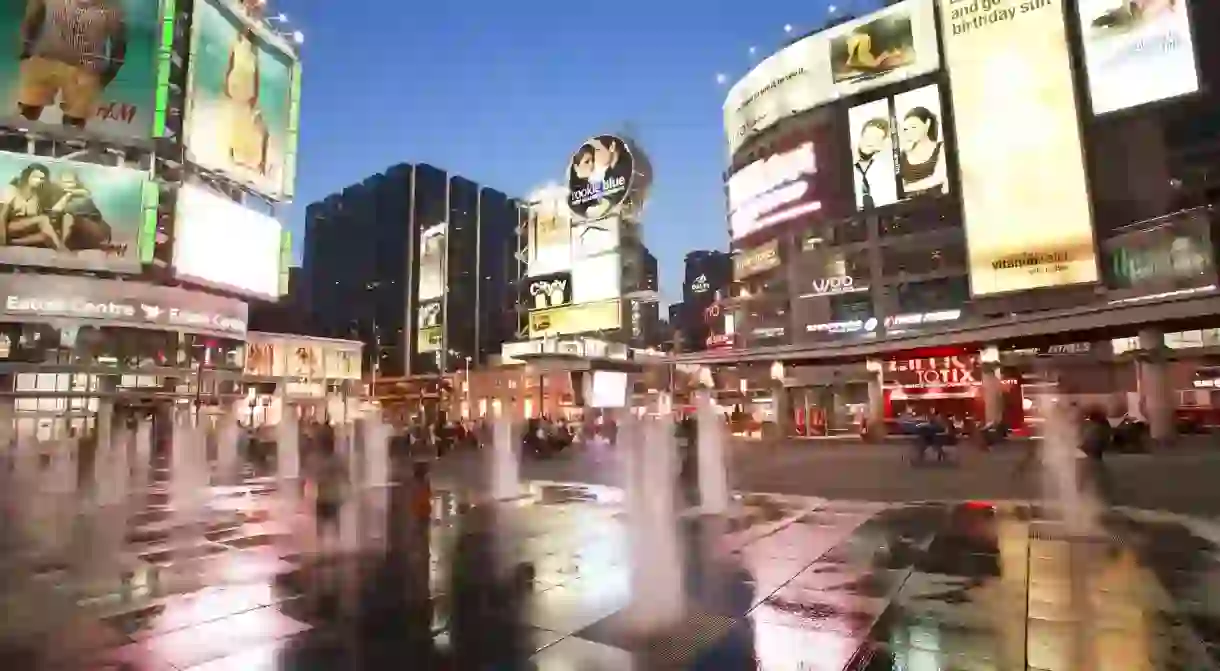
[566,135,634,220]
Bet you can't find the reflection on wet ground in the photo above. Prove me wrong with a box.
[3,471,1220,670]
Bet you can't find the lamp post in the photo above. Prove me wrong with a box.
[464,355,472,420]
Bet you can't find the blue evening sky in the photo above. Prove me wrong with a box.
[276,0,879,305]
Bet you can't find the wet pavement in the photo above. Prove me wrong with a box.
[3,470,1220,669]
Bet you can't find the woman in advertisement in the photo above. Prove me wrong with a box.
[897,106,947,196]
[0,163,63,248]
[1090,0,1178,30]
[836,14,916,83]
[567,135,632,220]
[225,28,269,175]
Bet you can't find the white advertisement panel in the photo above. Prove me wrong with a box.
[942,0,1097,295]
[527,190,572,277]
[572,253,621,305]
[174,185,283,298]
[727,130,826,240]
[849,84,949,210]
[573,216,620,260]
[1077,0,1199,115]
[418,223,446,302]
[723,0,939,154]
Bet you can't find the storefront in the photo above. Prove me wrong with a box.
[242,331,364,428]
[0,274,249,441]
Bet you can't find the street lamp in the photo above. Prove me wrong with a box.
[464,356,472,420]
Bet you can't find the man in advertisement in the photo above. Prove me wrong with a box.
[16,0,129,129]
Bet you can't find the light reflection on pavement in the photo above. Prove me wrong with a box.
[1,464,1220,669]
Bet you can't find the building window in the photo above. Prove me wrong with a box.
[881,244,967,277]
[895,276,969,313]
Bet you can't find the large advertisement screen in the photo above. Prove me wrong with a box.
[0,0,163,140]
[723,0,938,154]
[727,127,829,240]
[184,0,298,199]
[416,299,442,354]
[0,151,147,272]
[848,84,949,211]
[174,185,283,298]
[1077,0,1199,115]
[527,191,572,277]
[418,223,446,302]
[942,0,1097,296]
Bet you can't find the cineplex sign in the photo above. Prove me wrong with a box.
[0,275,248,338]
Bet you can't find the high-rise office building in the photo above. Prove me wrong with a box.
[680,250,732,351]
[302,164,522,383]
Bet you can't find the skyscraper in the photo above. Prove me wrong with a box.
[302,164,523,384]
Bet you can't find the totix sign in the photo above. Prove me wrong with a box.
[0,274,248,338]
[887,354,979,387]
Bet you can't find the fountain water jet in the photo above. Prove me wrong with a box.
[694,391,730,515]
[216,411,240,484]
[169,418,209,588]
[620,412,686,635]
[489,416,519,501]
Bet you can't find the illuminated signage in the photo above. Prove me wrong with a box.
[888,355,978,387]
[884,309,961,332]
[806,318,878,334]
[728,141,821,239]
[942,0,1098,295]
[799,275,866,298]
[733,240,781,280]
[0,275,247,338]
[528,299,621,339]
[690,274,710,293]
[527,272,573,311]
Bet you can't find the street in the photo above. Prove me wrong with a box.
[434,437,1220,517]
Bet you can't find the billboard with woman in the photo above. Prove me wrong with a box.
[184,0,299,199]
[0,150,147,272]
[848,83,949,211]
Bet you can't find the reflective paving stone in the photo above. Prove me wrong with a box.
[7,477,1220,670]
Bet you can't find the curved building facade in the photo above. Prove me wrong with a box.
[696,0,1220,441]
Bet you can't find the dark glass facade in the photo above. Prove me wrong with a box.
[303,164,520,379]
[680,250,732,351]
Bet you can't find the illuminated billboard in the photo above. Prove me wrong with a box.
[723,0,939,154]
[526,186,572,277]
[848,83,949,211]
[0,150,150,273]
[416,299,442,354]
[727,128,828,240]
[524,272,571,311]
[184,0,300,199]
[1077,0,1199,115]
[942,0,1097,295]
[174,184,284,298]
[418,223,446,302]
[527,299,621,339]
[566,135,634,221]
[0,0,165,140]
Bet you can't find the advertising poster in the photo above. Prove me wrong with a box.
[524,272,571,311]
[175,185,283,298]
[1077,0,1199,115]
[849,84,949,211]
[416,326,442,353]
[527,299,621,339]
[185,0,297,199]
[417,223,446,302]
[417,300,442,329]
[723,0,939,154]
[941,0,1097,295]
[323,345,362,380]
[527,192,571,277]
[244,338,284,376]
[0,0,163,140]
[848,98,899,210]
[0,150,146,272]
[284,342,323,379]
[829,7,917,84]
[566,135,634,221]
